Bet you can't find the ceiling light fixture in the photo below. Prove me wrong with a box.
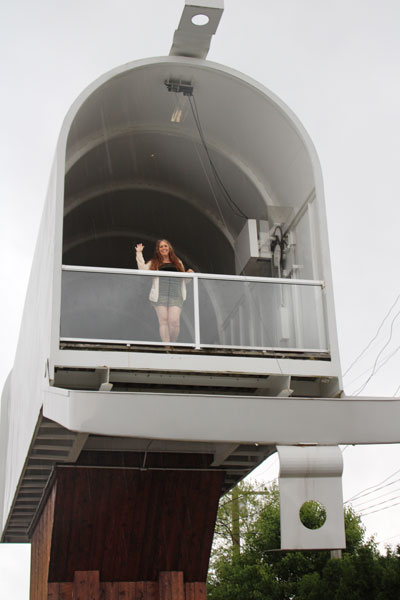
[165,79,193,96]
[165,79,193,123]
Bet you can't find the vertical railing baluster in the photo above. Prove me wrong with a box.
[193,274,201,349]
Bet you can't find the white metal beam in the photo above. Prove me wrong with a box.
[44,388,400,446]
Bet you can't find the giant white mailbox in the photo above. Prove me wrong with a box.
[1,1,399,564]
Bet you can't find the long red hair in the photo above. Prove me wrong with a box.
[149,239,185,272]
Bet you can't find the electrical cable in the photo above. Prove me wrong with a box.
[343,293,400,377]
[345,314,400,393]
[346,344,400,395]
[218,477,278,510]
[187,90,322,385]
[190,93,248,219]
[353,308,400,395]
[189,93,249,220]
[351,485,400,509]
[191,134,233,238]
[252,455,279,479]
[369,343,400,373]
[345,469,400,503]
[376,532,400,544]
[359,499,400,518]
[187,92,285,376]
[358,495,400,513]
[347,477,400,504]
[345,344,400,389]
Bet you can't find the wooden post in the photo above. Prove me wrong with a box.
[231,486,240,560]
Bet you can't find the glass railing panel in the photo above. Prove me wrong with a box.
[61,269,194,345]
[61,268,328,353]
[197,277,327,351]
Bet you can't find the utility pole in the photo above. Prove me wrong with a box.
[231,486,240,559]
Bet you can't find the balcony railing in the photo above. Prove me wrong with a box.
[60,266,329,354]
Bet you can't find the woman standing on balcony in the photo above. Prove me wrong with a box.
[135,240,193,344]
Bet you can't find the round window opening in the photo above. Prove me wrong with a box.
[191,14,210,26]
[299,500,327,530]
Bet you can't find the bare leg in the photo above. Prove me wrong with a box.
[154,305,170,343]
[168,306,182,342]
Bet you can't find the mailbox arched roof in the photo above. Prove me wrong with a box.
[60,56,323,273]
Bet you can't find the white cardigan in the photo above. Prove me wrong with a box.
[136,251,187,302]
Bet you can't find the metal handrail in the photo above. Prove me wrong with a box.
[61,265,325,288]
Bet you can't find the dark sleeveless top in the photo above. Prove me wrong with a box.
[159,263,179,272]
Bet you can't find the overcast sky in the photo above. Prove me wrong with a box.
[1,0,400,597]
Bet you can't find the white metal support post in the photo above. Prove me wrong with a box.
[193,274,201,349]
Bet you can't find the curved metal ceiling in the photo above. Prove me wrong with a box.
[63,58,316,273]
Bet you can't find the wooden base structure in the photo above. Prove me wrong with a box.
[48,570,205,599]
[30,464,224,600]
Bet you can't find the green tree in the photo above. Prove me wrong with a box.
[208,481,400,600]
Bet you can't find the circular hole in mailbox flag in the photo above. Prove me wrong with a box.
[192,14,210,26]
[299,500,327,530]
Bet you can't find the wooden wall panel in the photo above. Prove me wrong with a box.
[48,467,224,583]
[143,582,158,600]
[100,582,113,600]
[30,481,57,600]
[76,452,214,470]
[31,463,218,599]
[101,582,127,600]
[185,583,206,600]
[116,582,134,599]
[73,571,100,600]
[48,582,75,600]
[48,583,60,600]
[46,578,204,600]
[100,581,158,600]
[59,583,74,600]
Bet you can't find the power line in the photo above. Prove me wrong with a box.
[360,499,400,518]
[343,293,400,377]
[371,344,400,374]
[345,468,400,503]
[346,344,400,394]
[358,495,400,515]
[353,308,400,395]
[251,455,279,479]
[219,477,278,510]
[346,476,400,504]
[354,491,400,513]
[351,485,400,509]
[346,478,400,506]
[377,532,400,544]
